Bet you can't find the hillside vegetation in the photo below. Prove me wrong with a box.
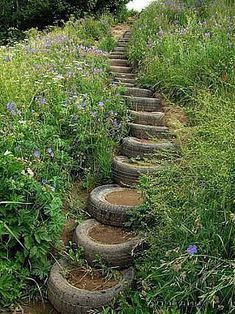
[0,15,128,307]
[117,0,234,313]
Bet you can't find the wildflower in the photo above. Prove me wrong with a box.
[204,32,211,38]
[6,102,21,115]
[46,147,54,158]
[36,96,47,106]
[98,101,104,107]
[4,55,12,62]
[187,244,198,256]
[112,119,120,128]
[91,111,97,117]
[41,179,48,185]
[33,150,40,158]
[27,168,34,177]
[82,93,88,98]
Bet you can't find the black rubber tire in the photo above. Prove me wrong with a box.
[122,137,176,159]
[130,110,166,126]
[124,88,153,98]
[124,96,162,112]
[114,82,135,87]
[114,77,136,84]
[110,59,129,67]
[109,54,127,59]
[129,123,171,140]
[48,259,134,314]
[74,220,143,268]
[110,66,132,73]
[113,73,136,80]
[113,47,126,52]
[87,184,142,227]
[112,155,161,187]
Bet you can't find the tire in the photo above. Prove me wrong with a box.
[109,54,127,60]
[122,137,177,159]
[110,59,129,67]
[112,155,161,187]
[48,259,134,314]
[129,123,171,140]
[124,88,153,98]
[74,220,144,268]
[124,96,162,112]
[87,184,142,227]
[110,66,132,73]
[130,110,166,126]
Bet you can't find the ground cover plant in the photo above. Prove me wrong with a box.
[0,16,128,308]
[115,0,235,313]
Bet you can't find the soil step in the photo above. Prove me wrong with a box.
[113,73,136,80]
[110,66,132,73]
[113,82,135,87]
[130,110,166,126]
[117,41,128,47]
[112,155,161,187]
[124,96,162,112]
[113,46,126,52]
[74,219,144,268]
[88,184,144,227]
[114,77,136,84]
[109,59,129,66]
[129,123,171,140]
[109,54,128,59]
[122,137,177,159]
[124,87,153,98]
[110,51,126,56]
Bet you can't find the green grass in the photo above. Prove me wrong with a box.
[112,1,235,313]
[0,16,128,308]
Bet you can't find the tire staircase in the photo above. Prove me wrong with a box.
[48,30,176,314]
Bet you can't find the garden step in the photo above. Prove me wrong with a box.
[117,41,128,47]
[113,73,136,79]
[124,87,153,98]
[129,110,166,126]
[112,155,161,187]
[113,46,126,52]
[122,137,177,159]
[124,96,162,112]
[109,54,128,59]
[114,77,136,84]
[110,51,125,56]
[129,123,171,140]
[48,259,134,314]
[87,184,144,227]
[74,219,144,268]
[113,82,135,87]
[110,66,132,73]
[109,59,129,66]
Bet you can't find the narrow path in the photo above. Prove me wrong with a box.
[47,30,176,314]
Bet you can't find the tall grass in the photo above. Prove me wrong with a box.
[0,16,127,307]
[117,0,235,312]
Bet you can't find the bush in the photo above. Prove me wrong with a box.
[0,16,127,308]
[119,0,235,312]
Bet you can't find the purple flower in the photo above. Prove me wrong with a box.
[91,111,97,117]
[187,244,198,256]
[98,101,104,107]
[33,150,40,158]
[46,147,54,158]
[38,97,47,106]
[112,118,120,128]
[41,179,48,185]
[204,32,211,38]
[6,102,21,115]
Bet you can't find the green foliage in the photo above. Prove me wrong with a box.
[123,0,235,312]
[0,0,129,42]
[0,16,127,308]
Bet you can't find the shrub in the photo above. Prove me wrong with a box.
[119,0,235,312]
[0,16,127,307]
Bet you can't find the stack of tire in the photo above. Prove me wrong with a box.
[48,30,176,314]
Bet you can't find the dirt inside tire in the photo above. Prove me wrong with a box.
[65,268,118,291]
[88,224,136,244]
[105,189,143,206]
